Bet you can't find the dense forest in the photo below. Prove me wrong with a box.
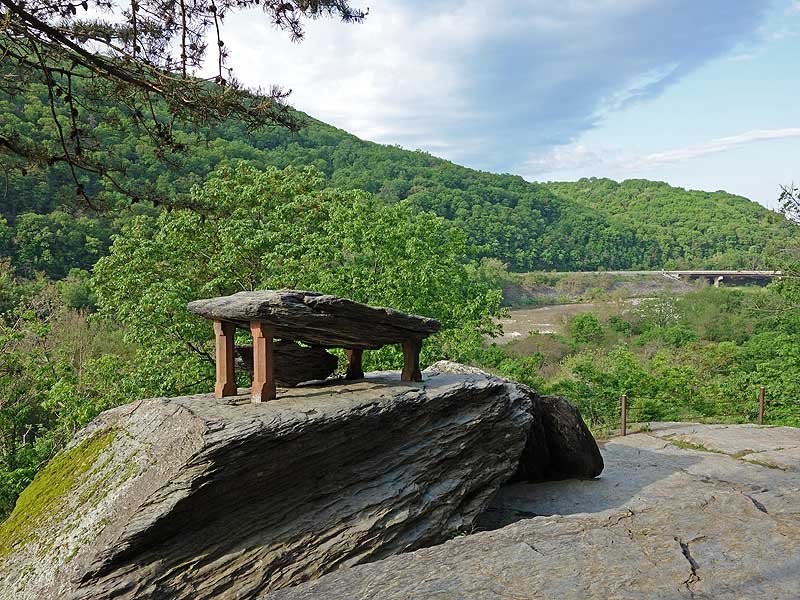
[1,78,798,521]
[2,80,796,279]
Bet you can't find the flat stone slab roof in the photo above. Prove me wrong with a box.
[187,289,441,349]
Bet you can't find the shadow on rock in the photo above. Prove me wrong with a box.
[478,440,702,530]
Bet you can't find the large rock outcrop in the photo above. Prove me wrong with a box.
[424,362,603,483]
[269,423,800,600]
[0,369,538,599]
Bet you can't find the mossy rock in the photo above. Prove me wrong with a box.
[0,429,117,559]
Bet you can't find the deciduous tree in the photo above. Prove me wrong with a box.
[92,163,503,390]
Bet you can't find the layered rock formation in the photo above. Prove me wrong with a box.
[187,289,441,349]
[269,423,800,600]
[424,361,603,482]
[235,341,338,386]
[1,365,583,600]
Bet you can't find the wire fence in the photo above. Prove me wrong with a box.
[597,387,800,436]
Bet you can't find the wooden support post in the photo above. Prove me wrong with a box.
[758,386,765,425]
[214,320,238,399]
[401,339,422,382]
[250,321,276,403]
[621,394,628,437]
[345,348,364,380]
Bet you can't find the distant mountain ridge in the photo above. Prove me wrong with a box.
[2,81,796,274]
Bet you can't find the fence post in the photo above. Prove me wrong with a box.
[621,394,627,436]
[758,386,765,425]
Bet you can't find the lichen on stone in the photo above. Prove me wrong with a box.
[0,429,117,559]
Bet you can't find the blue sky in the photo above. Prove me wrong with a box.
[221,1,800,209]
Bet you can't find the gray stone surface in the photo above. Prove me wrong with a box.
[235,341,338,386]
[515,394,604,482]
[188,290,441,349]
[424,363,603,484]
[270,423,800,600]
[0,370,533,600]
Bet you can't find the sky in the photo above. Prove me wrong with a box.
[217,0,800,209]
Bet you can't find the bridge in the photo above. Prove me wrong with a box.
[602,270,782,287]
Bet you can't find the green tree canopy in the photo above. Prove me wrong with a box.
[92,163,502,393]
[5,77,794,272]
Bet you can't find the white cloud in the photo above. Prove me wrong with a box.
[626,128,800,169]
[523,128,800,176]
[214,1,772,170]
[728,52,759,61]
[524,144,611,172]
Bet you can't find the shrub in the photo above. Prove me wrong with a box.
[607,314,633,335]
[660,325,699,347]
[568,313,604,343]
[57,269,97,310]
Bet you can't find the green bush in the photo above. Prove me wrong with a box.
[496,355,546,389]
[660,325,699,347]
[57,269,97,310]
[639,324,699,348]
[607,315,633,335]
[568,313,604,343]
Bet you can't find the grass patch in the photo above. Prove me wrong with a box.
[627,422,653,434]
[731,449,756,459]
[742,458,786,470]
[0,429,116,560]
[668,439,726,454]
[591,425,615,440]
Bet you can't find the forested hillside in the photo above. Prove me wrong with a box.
[2,80,796,279]
[547,178,792,269]
[2,72,798,525]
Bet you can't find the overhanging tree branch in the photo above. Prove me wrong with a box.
[0,0,366,209]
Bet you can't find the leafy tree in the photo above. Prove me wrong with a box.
[92,163,502,394]
[607,314,633,335]
[0,259,32,316]
[0,281,133,518]
[11,210,113,279]
[57,269,97,310]
[1,0,364,207]
[633,297,679,330]
[0,218,10,256]
[779,182,799,223]
[774,182,800,310]
[568,313,603,343]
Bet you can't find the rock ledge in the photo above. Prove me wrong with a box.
[0,369,534,599]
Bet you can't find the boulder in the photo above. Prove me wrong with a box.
[517,394,604,481]
[0,370,532,599]
[235,341,338,386]
[424,363,603,482]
